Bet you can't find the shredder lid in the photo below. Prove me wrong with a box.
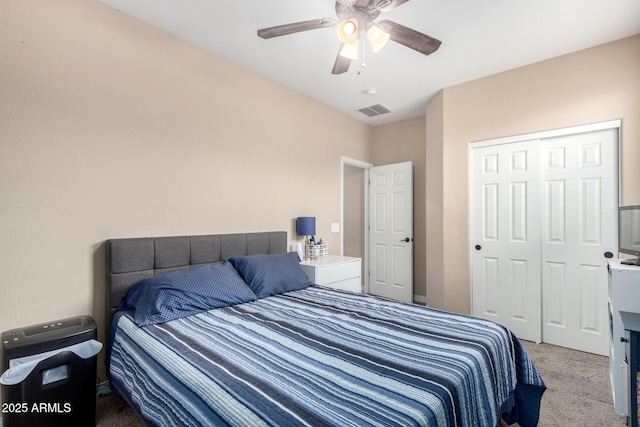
[0,339,102,385]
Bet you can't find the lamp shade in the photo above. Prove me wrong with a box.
[296,216,316,236]
[367,25,390,53]
[339,40,359,59]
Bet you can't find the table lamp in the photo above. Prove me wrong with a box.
[296,216,316,260]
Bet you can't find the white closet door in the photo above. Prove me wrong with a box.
[472,127,618,355]
[541,129,618,355]
[471,140,542,343]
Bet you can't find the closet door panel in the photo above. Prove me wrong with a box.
[541,129,617,356]
[471,124,618,356]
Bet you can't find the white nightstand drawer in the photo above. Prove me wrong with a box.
[300,255,362,293]
[314,261,360,285]
[326,276,361,293]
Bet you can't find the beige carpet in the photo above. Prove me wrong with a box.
[96,393,144,427]
[96,341,627,426]
[520,340,625,427]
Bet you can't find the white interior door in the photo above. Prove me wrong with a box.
[541,129,618,355]
[471,140,542,343]
[369,161,413,302]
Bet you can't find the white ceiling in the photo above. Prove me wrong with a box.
[98,0,640,126]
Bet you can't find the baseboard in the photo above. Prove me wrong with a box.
[413,294,427,305]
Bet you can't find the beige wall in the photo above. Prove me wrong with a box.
[0,0,372,381]
[371,116,427,300]
[425,91,445,308]
[343,164,365,260]
[426,34,640,314]
[343,164,366,284]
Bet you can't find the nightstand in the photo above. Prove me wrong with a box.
[300,255,362,293]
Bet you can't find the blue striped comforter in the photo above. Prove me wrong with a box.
[108,286,545,427]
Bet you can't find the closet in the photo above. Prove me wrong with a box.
[470,121,619,355]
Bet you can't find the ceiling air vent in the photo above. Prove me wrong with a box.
[357,104,391,117]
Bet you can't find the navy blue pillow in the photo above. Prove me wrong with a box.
[228,252,313,298]
[120,261,257,326]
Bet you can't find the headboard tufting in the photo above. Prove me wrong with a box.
[105,231,287,334]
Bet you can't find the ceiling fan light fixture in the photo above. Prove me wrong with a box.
[339,40,359,60]
[367,25,390,53]
[337,19,359,44]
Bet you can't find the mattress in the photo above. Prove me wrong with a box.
[108,286,545,427]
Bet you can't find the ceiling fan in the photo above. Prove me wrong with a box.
[257,0,441,74]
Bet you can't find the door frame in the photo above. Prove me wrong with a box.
[469,120,621,150]
[341,156,373,293]
[468,119,621,344]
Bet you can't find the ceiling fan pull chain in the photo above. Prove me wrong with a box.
[360,33,367,68]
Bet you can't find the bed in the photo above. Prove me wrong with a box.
[105,231,545,427]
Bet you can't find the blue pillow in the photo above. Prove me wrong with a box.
[120,261,257,326]
[228,252,313,298]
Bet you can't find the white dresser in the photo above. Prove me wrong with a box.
[608,259,640,415]
[300,255,362,293]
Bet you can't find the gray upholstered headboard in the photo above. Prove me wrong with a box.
[105,231,287,334]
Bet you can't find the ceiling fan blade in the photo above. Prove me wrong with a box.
[377,20,441,56]
[332,46,351,74]
[258,18,337,39]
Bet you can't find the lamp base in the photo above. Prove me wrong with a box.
[304,238,310,261]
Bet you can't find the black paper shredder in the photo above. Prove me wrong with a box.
[1,315,98,427]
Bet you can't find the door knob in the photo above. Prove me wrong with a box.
[475,245,482,251]
[401,237,410,242]
[604,252,614,259]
